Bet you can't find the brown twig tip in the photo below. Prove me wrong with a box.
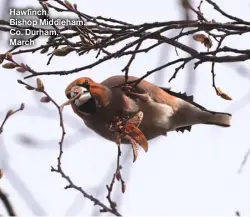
[0,169,3,179]
[20,103,25,110]
[17,79,25,85]
[0,103,25,134]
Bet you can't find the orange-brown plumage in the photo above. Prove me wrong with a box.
[65,77,110,107]
[65,75,232,144]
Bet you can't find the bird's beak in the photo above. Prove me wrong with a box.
[66,87,92,106]
[77,91,92,104]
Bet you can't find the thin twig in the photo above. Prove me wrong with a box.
[17,79,122,216]
[238,147,250,173]
[0,187,16,216]
[0,103,25,134]
[105,146,122,212]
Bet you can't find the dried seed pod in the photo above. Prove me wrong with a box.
[193,34,212,49]
[216,88,232,100]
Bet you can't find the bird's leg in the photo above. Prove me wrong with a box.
[121,84,134,94]
[121,84,151,102]
[127,91,151,102]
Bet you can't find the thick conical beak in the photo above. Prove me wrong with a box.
[66,86,87,99]
[65,86,92,106]
[76,92,92,105]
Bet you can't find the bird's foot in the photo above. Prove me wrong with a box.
[121,84,134,94]
[129,92,151,102]
[106,111,148,162]
[107,111,144,131]
[121,84,151,102]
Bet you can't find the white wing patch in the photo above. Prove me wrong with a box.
[151,102,174,129]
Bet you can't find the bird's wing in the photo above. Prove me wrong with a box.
[103,75,179,110]
[103,75,197,133]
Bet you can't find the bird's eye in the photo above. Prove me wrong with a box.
[82,80,90,89]
[66,92,71,99]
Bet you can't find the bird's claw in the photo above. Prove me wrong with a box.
[106,111,148,162]
[121,85,151,102]
[121,84,134,94]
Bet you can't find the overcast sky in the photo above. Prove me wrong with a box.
[1,0,250,216]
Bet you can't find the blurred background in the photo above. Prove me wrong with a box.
[0,0,250,215]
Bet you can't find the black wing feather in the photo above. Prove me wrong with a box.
[160,87,231,133]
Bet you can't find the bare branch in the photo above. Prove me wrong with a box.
[0,0,249,98]
[0,187,16,216]
[238,147,250,173]
[105,146,125,213]
[16,79,122,216]
[0,103,25,134]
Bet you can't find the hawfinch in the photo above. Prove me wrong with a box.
[65,75,231,159]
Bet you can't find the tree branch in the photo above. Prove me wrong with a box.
[0,187,16,216]
[17,79,122,216]
[0,103,25,134]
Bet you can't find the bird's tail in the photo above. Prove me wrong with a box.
[202,110,232,127]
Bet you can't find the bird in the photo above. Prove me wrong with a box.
[64,75,232,160]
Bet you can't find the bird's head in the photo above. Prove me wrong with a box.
[65,77,111,114]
